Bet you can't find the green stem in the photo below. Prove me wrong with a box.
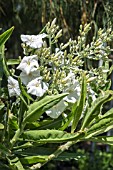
[30,141,77,170]
[10,123,25,147]
[30,132,85,169]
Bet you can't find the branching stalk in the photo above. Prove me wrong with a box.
[30,140,78,170]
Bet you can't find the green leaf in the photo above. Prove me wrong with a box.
[0,27,14,82]
[13,142,33,150]
[0,45,10,77]
[15,146,84,163]
[20,155,47,164]
[0,46,4,86]
[81,91,113,130]
[71,73,87,132]
[20,151,83,164]
[9,114,18,130]
[18,77,34,102]
[22,129,85,143]
[15,145,84,165]
[0,27,14,47]
[23,93,68,123]
[86,108,113,137]
[34,115,63,130]
[87,136,113,145]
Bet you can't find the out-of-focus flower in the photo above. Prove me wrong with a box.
[17,55,39,75]
[21,33,47,49]
[27,77,48,97]
[20,70,40,85]
[46,100,68,119]
[8,76,20,97]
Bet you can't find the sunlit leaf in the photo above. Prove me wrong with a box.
[23,93,68,123]
[86,108,113,137]
[71,73,87,132]
[81,91,113,130]
[23,129,85,143]
[0,27,14,47]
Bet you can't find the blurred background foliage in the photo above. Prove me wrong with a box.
[0,0,113,58]
[1,0,113,169]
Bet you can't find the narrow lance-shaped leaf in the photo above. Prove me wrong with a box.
[0,46,4,83]
[22,129,85,143]
[2,46,11,77]
[18,77,34,102]
[71,73,87,132]
[20,152,83,164]
[0,26,14,47]
[0,27,14,86]
[81,91,113,130]
[23,93,68,123]
[86,108,113,138]
[85,136,113,146]
[0,45,11,79]
[16,146,84,164]
[20,155,47,164]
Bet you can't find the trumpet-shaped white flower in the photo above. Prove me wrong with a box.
[21,33,47,49]
[63,72,81,103]
[17,55,39,75]
[20,70,40,85]
[27,77,48,97]
[8,76,20,97]
[46,100,68,119]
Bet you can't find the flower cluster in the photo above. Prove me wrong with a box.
[7,19,113,119]
[8,34,48,98]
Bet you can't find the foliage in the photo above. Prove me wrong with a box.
[1,0,113,58]
[1,19,113,169]
[77,149,113,170]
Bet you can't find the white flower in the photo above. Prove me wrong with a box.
[64,89,80,103]
[62,72,81,103]
[17,55,39,75]
[20,70,40,85]
[46,100,68,119]
[27,77,48,97]
[62,72,76,89]
[8,76,20,97]
[21,33,47,49]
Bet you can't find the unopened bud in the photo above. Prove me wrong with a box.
[51,18,56,27]
[55,29,62,39]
